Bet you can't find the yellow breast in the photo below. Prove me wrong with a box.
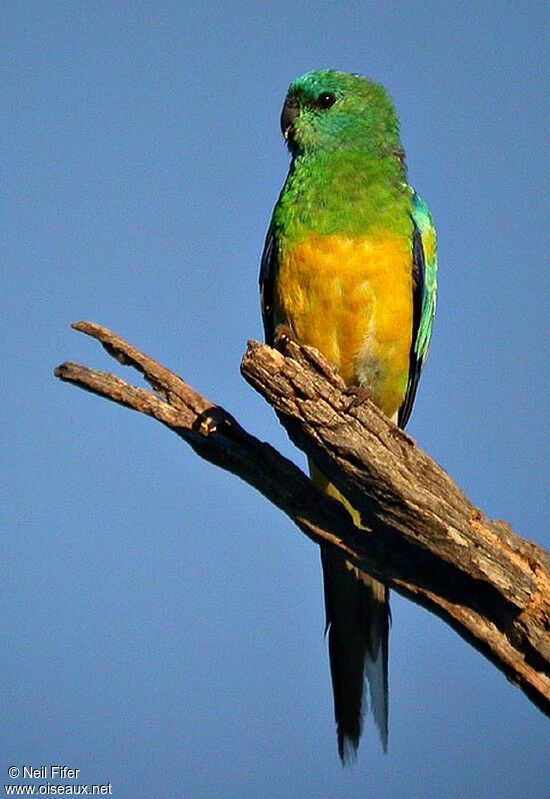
[274,232,413,418]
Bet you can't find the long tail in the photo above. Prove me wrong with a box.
[311,463,390,762]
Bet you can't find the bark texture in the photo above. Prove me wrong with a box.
[55,322,550,715]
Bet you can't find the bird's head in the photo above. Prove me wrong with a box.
[281,70,403,160]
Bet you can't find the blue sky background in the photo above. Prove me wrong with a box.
[3,2,549,797]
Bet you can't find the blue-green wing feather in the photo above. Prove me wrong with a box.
[398,191,437,428]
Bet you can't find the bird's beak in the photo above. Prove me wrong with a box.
[280,96,300,141]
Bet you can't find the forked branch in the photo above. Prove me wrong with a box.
[54,322,550,715]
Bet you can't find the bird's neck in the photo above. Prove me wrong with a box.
[274,148,410,241]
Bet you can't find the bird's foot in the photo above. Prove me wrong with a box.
[345,385,373,410]
[273,323,298,351]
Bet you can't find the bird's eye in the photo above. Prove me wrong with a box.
[315,92,336,109]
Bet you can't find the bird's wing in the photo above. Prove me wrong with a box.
[259,223,277,346]
[398,191,438,428]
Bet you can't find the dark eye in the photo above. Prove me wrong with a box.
[315,92,336,109]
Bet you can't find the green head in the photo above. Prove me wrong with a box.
[281,70,403,160]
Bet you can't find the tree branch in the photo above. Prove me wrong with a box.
[54,322,550,715]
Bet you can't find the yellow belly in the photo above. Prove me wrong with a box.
[274,232,413,418]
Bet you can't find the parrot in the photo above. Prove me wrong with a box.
[259,69,437,762]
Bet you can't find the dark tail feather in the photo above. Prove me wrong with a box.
[321,545,390,762]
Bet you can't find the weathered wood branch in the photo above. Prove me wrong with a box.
[54,322,550,715]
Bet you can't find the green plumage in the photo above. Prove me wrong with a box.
[260,69,437,762]
[272,70,412,242]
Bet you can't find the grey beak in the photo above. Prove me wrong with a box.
[280,96,300,140]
